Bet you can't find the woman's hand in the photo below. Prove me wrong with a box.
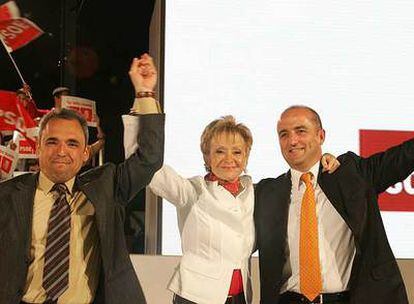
[321,153,340,173]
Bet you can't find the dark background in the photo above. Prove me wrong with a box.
[0,0,155,164]
[0,0,156,252]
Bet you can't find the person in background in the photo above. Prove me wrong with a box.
[16,84,49,120]
[124,113,340,304]
[0,54,164,304]
[52,86,70,110]
[254,105,411,304]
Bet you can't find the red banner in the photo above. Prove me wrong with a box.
[360,129,414,212]
[0,90,24,131]
[0,18,43,51]
[18,137,37,158]
[0,1,20,21]
[0,90,36,133]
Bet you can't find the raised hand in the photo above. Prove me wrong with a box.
[128,53,157,93]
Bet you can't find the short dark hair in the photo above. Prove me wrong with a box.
[39,108,89,144]
[281,105,323,129]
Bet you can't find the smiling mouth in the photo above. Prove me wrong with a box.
[52,161,71,165]
[288,148,304,155]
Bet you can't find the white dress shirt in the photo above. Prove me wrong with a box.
[281,162,356,294]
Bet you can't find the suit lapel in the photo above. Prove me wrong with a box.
[76,173,107,237]
[277,172,292,252]
[318,167,348,219]
[11,173,38,258]
[258,172,291,256]
[318,163,366,241]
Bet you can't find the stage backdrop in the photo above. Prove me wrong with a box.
[162,0,414,257]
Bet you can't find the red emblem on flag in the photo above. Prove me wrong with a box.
[0,18,43,51]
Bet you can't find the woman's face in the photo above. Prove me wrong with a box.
[207,132,248,182]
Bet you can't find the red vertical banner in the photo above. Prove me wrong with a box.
[360,130,414,211]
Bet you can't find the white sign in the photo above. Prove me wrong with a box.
[0,144,18,179]
[61,95,97,127]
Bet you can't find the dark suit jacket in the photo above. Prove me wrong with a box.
[0,114,164,304]
[254,138,414,304]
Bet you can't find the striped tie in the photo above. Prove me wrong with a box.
[299,172,322,301]
[43,183,71,301]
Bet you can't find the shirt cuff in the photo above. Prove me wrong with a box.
[130,97,162,115]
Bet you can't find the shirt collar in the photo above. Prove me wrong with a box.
[290,161,320,190]
[38,171,76,196]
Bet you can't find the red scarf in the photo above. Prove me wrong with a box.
[205,172,240,196]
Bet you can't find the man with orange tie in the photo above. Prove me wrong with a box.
[254,105,411,304]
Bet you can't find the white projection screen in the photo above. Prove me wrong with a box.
[161,0,414,257]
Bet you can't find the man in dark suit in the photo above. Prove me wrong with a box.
[254,105,411,304]
[0,54,163,303]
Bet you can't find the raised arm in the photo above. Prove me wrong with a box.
[116,54,165,203]
[123,55,196,207]
[342,138,414,193]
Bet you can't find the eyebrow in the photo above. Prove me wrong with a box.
[44,137,81,144]
[294,125,308,130]
[278,125,308,135]
[67,139,81,145]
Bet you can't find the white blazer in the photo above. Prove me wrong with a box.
[151,166,255,304]
[122,115,255,304]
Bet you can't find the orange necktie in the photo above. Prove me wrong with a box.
[299,172,322,301]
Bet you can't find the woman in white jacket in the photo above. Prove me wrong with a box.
[125,115,255,304]
[124,113,339,304]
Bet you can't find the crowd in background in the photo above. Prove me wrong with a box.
[0,85,105,179]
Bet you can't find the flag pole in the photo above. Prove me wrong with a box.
[0,37,26,85]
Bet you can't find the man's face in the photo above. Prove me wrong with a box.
[277,108,325,172]
[37,118,89,183]
[207,132,248,182]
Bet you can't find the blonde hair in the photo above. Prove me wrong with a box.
[200,115,253,171]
